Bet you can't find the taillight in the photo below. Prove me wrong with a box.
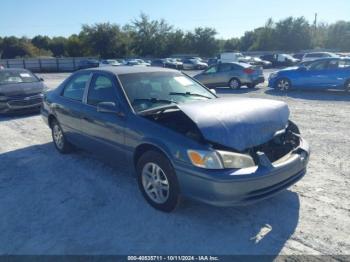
[244,68,254,74]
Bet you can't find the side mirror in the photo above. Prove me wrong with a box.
[210,89,217,95]
[97,102,122,115]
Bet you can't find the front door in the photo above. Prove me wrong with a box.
[79,72,126,167]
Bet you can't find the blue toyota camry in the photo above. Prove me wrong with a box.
[269,57,350,91]
[42,66,309,212]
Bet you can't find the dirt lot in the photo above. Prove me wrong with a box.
[0,71,349,256]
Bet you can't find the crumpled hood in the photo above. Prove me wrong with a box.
[177,97,290,151]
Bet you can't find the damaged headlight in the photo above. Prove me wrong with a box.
[187,150,223,169]
[217,150,255,169]
[187,149,255,169]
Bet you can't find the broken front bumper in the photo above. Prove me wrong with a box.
[174,138,310,206]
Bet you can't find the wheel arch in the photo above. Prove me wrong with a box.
[274,76,292,89]
[48,114,57,129]
[133,143,173,169]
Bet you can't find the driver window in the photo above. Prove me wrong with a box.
[327,60,339,70]
[310,61,328,70]
[87,74,117,106]
[205,66,218,74]
[218,63,232,72]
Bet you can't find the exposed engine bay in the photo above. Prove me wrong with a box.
[144,108,301,166]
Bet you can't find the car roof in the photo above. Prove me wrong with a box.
[304,57,350,63]
[82,66,178,75]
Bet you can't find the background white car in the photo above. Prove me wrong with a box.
[302,52,338,62]
[99,59,122,67]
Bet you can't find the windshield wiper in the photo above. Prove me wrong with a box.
[137,104,178,116]
[169,92,212,99]
[133,98,178,104]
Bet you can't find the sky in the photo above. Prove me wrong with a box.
[0,0,349,39]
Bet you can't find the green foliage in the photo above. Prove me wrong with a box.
[79,23,128,58]
[325,21,350,51]
[1,14,350,59]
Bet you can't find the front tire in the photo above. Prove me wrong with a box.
[275,78,291,91]
[229,78,241,89]
[51,119,73,154]
[136,150,180,212]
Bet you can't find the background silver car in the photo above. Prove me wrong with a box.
[194,62,265,89]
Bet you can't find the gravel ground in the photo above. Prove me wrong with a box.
[0,70,349,256]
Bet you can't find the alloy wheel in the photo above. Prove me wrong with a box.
[53,124,64,150]
[277,79,290,91]
[229,79,240,89]
[141,162,170,204]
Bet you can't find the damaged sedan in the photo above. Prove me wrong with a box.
[41,66,310,212]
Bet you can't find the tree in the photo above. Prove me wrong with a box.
[79,23,128,58]
[165,29,186,56]
[239,31,257,51]
[325,21,350,51]
[127,13,173,57]
[31,35,51,50]
[49,37,67,57]
[0,37,51,58]
[185,27,219,57]
[222,37,240,52]
[274,17,312,51]
[65,35,85,57]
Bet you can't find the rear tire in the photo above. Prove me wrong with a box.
[51,119,73,154]
[136,150,180,212]
[247,83,256,89]
[229,78,241,89]
[275,78,291,91]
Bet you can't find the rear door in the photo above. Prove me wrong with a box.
[79,72,126,166]
[304,60,332,88]
[55,72,92,146]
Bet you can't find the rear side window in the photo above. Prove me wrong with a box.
[87,74,117,106]
[309,60,329,70]
[218,64,233,72]
[62,73,90,101]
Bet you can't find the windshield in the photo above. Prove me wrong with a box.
[118,72,216,113]
[0,70,39,85]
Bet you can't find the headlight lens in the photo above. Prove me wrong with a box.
[217,150,255,169]
[187,149,256,169]
[187,150,223,169]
